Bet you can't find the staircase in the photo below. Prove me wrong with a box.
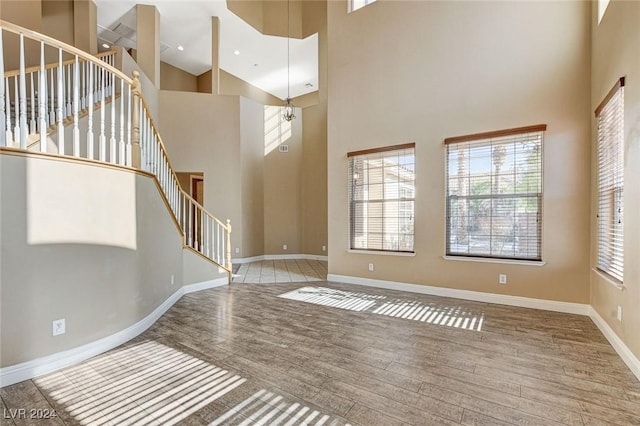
[0,20,233,277]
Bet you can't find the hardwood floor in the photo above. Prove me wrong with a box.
[2,280,639,425]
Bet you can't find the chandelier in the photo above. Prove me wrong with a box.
[283,0,295,122]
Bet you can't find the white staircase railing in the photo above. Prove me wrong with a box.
[0,20,232,275]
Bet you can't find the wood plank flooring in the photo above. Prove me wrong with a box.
[2,280,639,425]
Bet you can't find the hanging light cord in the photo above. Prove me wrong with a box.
[287,0,291,100]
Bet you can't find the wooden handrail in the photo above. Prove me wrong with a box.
[0,20,131,84]
[3,50,118,78]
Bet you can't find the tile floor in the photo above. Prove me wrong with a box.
[232,260,327,284]
[1,279,639,425]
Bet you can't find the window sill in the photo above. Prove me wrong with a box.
[348,249,416,257]
[442,256,546,266]
[592,268,625,291]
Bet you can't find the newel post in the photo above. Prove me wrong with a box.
[226,219,233,272]
[131,70,142,168]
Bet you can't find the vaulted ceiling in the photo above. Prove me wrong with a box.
[94,0,318,99]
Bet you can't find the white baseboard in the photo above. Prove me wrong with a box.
[327,274,590,316]
[183,277,228,294]
[233,254,328,264]
[589,307,640,382]
[0,278,228,388]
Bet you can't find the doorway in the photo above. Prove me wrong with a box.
[176,172,204,246]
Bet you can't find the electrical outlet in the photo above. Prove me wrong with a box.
[235,247,240,254]
[499,274,507,284]
[368,263,374,272]
[52,319,66,336]
[171,274,175,285]
[322,245,326,252]
[617,306,622,322]
[283,244,287,250]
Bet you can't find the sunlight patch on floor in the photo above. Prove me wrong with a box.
[210,389,351,426]
[35,341,246,425]
[279,286,484,331]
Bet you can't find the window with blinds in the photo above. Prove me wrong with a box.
[348,143,415,253]
[445,125,546,261]
[596,77,625,283]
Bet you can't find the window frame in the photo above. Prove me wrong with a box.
[444,125,546,262]
[348,0,376,13]
[348,143,416,254]
[595,77,625,284]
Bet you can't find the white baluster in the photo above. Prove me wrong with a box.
[4,78,11,144]
[109,75,116,164]
[205,216,210,257]
[29,72,35,134]
[189,201,193,246]
[39,42,46,153]
[81,60,86,110]
[195,206,200,251]
[49,67,55,125]
[18,34,27,149]
[177,193,182,235]
[217,222,221,263]
[57,49,64,154]
[126,85,132,166]
[119,79,125,165]
[0,29,5,148]
[99,67,105,161]
[14,77,20,146]
[87,62,94,159]
[66,63,72,117]
[221,222,225,264]
[73,56,79,156]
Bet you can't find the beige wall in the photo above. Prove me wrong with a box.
[183,249,227,286]
[240,97,265,257]
[73,0,97,54]
[590,0,640,360]
[136,4,160,86]
[264,107,303,254]
[0,0,42,30]
[300,0,327,256]
[161,61,198,92]
[0,153,184,367]
[41,0,75,46]
[158,90,243,251]
[198,70,213,94]
[1,0,43,71]
[235,0,326,39]
[301,101,327,255]
[327,0,592,303]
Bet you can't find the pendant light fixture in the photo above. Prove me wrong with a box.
[283,0,295,122]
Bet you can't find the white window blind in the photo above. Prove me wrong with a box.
[596,77,625,283]
[348,143,415,252]
[445,125,546,261]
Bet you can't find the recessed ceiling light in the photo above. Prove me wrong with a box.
[177,45,184,51]
[102,43,110,49]
[234,50,240,56]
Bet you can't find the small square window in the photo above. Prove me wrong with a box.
[349,0,376,13]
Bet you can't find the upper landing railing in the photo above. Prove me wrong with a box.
[0,20,232,274]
